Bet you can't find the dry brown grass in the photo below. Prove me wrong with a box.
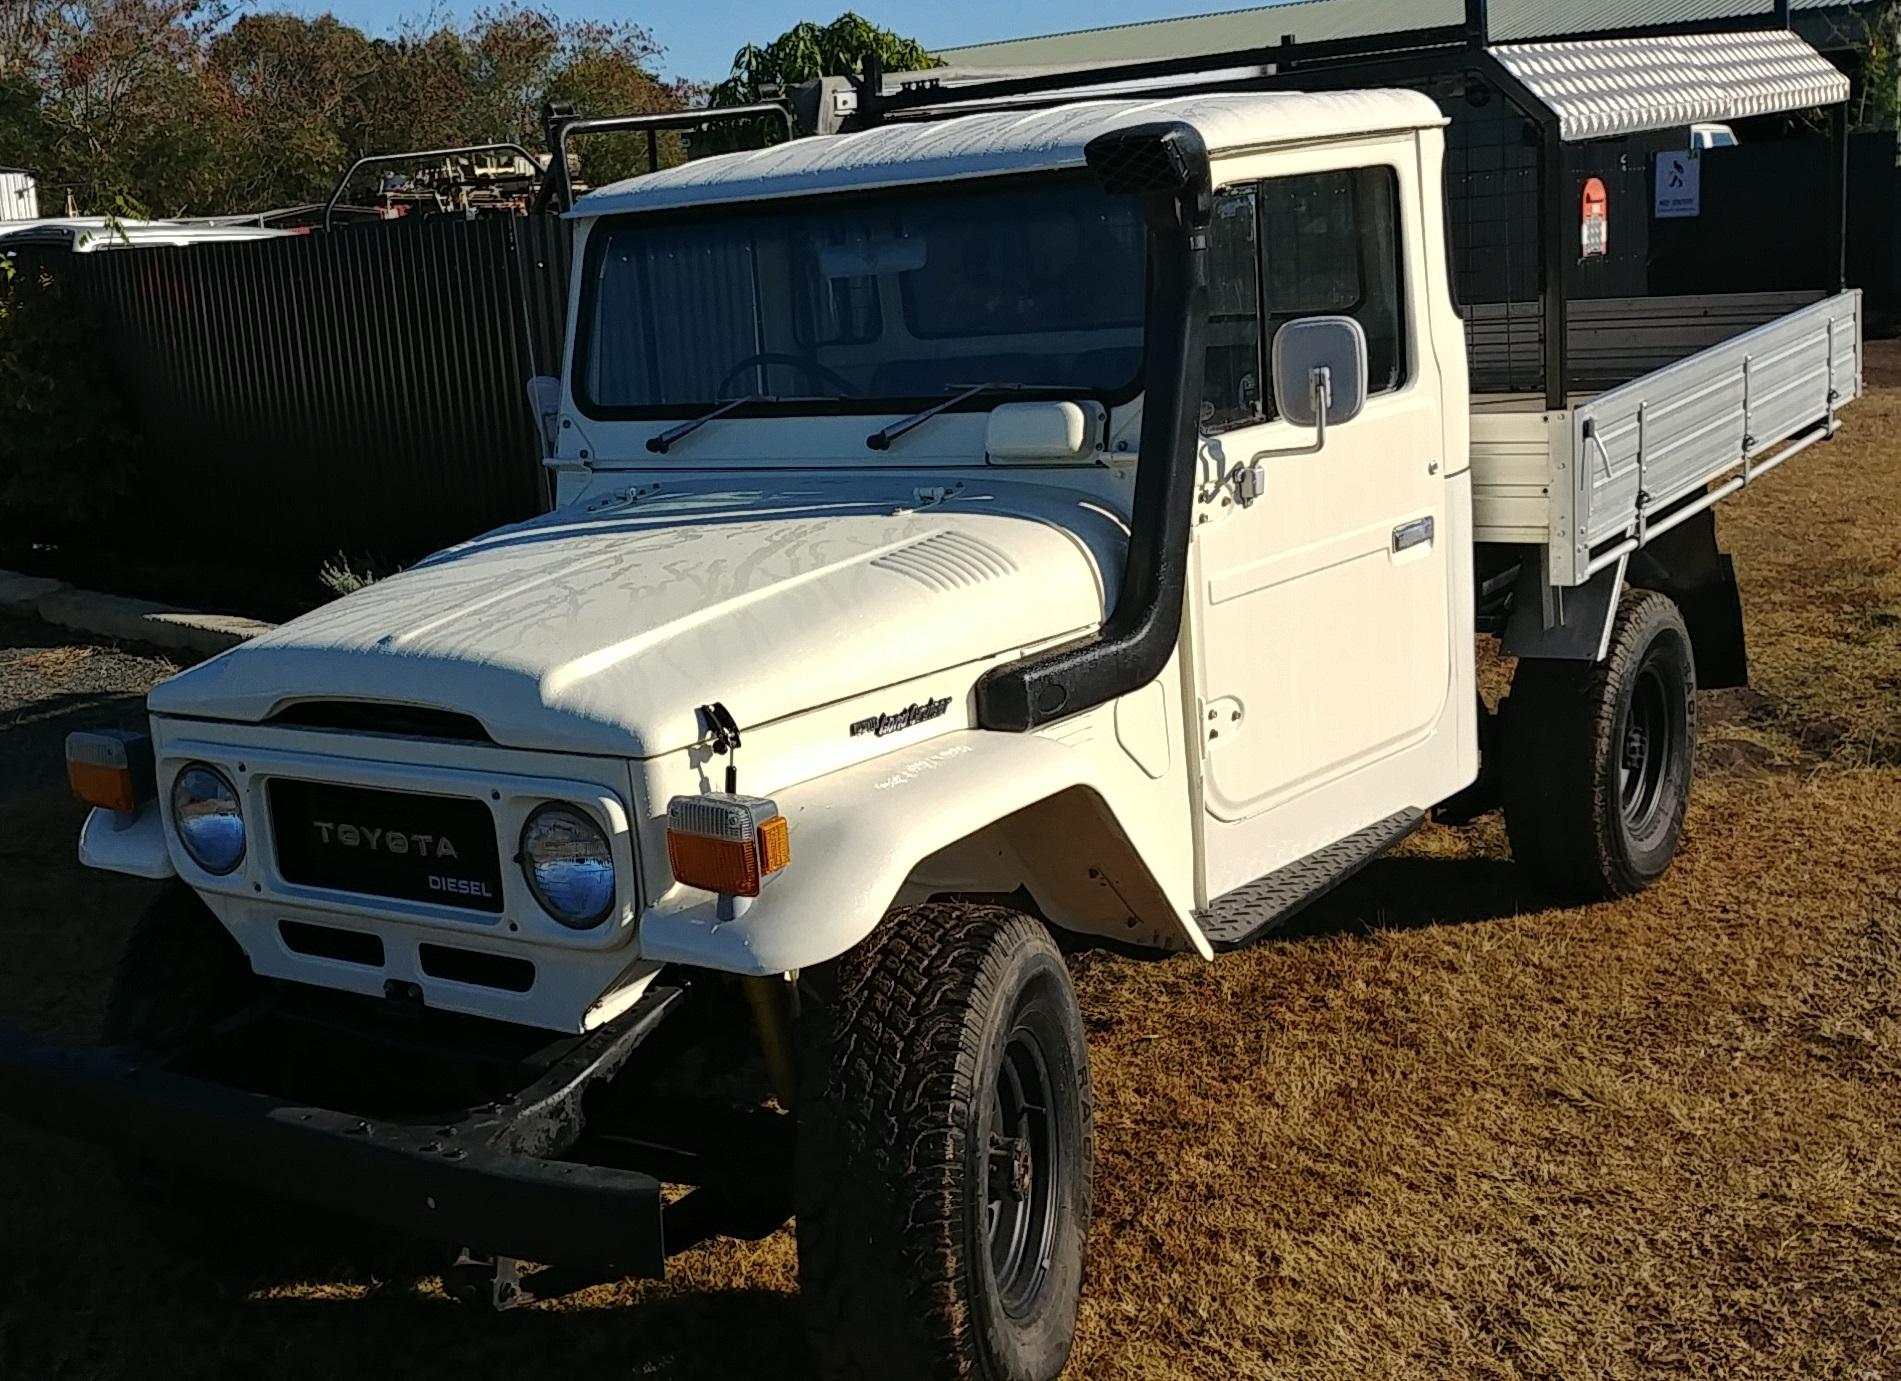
[3,351,1900,1379]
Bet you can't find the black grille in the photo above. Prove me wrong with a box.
[419,944,535,994]
[270,780,504,915]
[280,921,385,968]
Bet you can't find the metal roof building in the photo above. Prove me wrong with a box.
[0,168,38,223]
[937,0,1878,69]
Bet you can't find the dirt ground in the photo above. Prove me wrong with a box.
[2,348,1900,1380]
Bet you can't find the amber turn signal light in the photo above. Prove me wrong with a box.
[66,730,156,814]
[666,793,790,898]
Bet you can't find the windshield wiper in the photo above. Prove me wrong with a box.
[866,383,1032,452]
[647,394,777,455]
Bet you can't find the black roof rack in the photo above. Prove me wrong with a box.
[856,0,1800,127]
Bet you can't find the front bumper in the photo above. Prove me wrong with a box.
[0,988,685,1275]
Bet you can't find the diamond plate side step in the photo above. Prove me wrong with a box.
[1195,809,1426,952]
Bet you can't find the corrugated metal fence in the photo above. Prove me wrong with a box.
[30,215,575,571]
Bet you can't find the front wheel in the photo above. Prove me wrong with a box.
[105,884,370,1266]
[103,883,280,1251]
[796,903,1093,1381]
[1501,588,1699,899]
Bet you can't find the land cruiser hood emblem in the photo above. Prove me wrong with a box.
[853,697,953,738]
[150,474,1128,758]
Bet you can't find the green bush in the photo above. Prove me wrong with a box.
[0,263,140,543]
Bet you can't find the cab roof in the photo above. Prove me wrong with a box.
[574,89,1443,220]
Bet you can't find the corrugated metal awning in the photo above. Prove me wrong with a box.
[1490,29,1850,141]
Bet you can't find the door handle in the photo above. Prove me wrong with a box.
[1392,517,1434,553]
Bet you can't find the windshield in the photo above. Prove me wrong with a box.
[578,178,1148,417]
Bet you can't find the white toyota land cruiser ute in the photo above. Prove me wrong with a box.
[4,63,1861,1381]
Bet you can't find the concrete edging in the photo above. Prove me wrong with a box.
[0,569,276,655]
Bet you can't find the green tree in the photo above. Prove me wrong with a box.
[461,6,677,185]
[710,11,939,108]
[0,73,50,174]
[11,0,238,214]
[0,3,685,215]
[1850,0,1901,131]
[209,14,374,209]
[0,266,139,537]
[544,22,692,184]
[351,23,485,157]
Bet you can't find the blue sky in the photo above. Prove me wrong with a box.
[296,1,1278,85]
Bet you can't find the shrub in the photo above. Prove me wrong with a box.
[0,262,141,544]
[317,551,402,597]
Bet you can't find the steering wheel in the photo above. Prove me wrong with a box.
[716,352,859,399]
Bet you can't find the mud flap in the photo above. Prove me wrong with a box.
[1501,506,1747,690]
[1501,558,1625,663]
[1626,508,1749,689]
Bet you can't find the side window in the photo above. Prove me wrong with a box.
[1201,187,1263,432]
[1260,167,1407,396]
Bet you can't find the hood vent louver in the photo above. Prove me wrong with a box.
[871,530,1019,593]
[267,701,494,743]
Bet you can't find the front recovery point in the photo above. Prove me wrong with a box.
[0,981,789,1295]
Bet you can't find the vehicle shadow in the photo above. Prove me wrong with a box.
[0,1173,813,1381]
[0,686,150,762]
[1282,853,1550,940]
[236,1282,815,1381]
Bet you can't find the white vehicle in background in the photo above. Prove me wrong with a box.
[0,8,1862,1379]
[1692,121,1740,149]
[0,218,293,252]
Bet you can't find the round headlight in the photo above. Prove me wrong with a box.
[171,764,245,875]
[520,804,615,928]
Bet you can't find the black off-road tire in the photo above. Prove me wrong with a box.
[103,881,257,1052]
[796,904,1094,1381]
[104,883,284,1255]
[1501,588,1698,900]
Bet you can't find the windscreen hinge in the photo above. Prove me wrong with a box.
[908,483,963,510]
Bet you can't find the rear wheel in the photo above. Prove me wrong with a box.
[796,903,1093,1381]
[1501,588,1698,899]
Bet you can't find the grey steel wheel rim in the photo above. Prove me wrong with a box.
[985,1017,1060,1318]
[1619,662,1674,834]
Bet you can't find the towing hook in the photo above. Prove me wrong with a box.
[446,1251,531,1312]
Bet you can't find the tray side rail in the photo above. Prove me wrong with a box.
[1555,290,1861,585]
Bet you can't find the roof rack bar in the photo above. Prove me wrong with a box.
[866,52,1473,129]
[864,24,1471,124]
[533,103,794,213]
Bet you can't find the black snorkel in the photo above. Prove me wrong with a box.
[976,122,1214,732]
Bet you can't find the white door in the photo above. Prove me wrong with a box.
[1192,161,1454,837]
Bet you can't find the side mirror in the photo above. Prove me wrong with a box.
[1272,316,1368,429]
[526,374,562,456]
[1233,317,1370,506]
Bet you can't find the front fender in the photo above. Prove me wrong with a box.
[636,730,1203,976]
